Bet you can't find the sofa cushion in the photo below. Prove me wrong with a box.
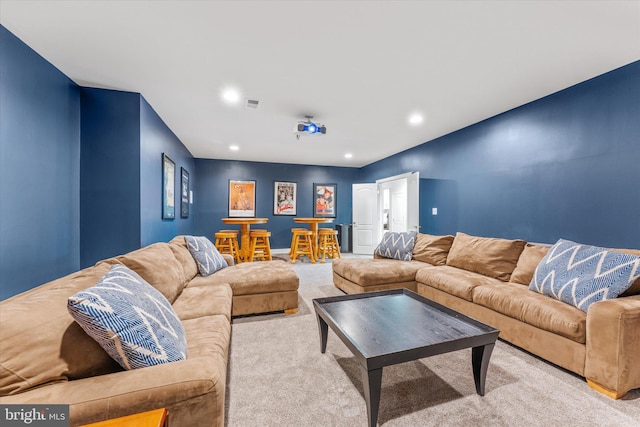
[446,232,526,281]
[373,231,417,261]
[411,233,454,266]
[415,265,503,301]
[67,265,187,370]
[529,239,640,312]
[182,315,231,362]
[173,284,233,322]
[37,315,230,427]
[100,243,187,303]
[473,283,586,343]
[333,258,426,287]
[510,244,550,285]
[188,261,299,296]
[0,263,121,396]
[184,236,228,276]
[615,248,640,296]
[169,236,199,283]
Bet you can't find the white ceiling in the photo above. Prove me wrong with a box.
[1,1,639,167]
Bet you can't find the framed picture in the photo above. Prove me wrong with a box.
[162,153,175,219]
[229,180,256,217]
[274,181,297,215]
[313,183,337,218]
[180,167,190,218]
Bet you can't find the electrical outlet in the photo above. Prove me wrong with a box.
[432,208,438,215]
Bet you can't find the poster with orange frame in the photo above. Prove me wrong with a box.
[228,180,256,217]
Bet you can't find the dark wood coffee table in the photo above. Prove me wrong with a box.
[313,289,499,427]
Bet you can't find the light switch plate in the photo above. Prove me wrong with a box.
[432,208,438,215]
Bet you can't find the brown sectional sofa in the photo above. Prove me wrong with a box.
[332,232,640,399]
[0,235,299,426]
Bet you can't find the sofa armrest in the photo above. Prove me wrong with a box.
[585,294,640,398]
[0,356,227,427]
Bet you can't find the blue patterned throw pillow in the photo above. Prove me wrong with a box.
[67,264,187,370]
[374,231,418,261]
[529,239,640,312]
[185,235,228,276]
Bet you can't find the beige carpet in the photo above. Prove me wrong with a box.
[225,258,640,426]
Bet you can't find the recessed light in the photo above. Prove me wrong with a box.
[222,88,240,104]
[344,153,353,159]
[408,113,423,125]
[229,145,239,151]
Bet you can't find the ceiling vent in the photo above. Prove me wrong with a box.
[245,99,259,109]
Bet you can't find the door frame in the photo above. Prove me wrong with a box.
[376,171,419,236]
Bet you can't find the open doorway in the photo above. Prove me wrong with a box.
[377,172,419,237]
[352,172,419,254]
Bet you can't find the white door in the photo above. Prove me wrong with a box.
[352,183,377,254]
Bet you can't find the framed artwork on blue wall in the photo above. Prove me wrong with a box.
[313,183,337,218]
[162,153,175,219]
[229,180,256,217]
[274,181,297,215]
[180,167,190,218]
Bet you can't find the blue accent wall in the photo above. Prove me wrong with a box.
[1,26,196,297]
[2,20,638,301]
[80,91,197,268]
[140,97,195,246]
[361,61,640,248]
[193,159,358,249]
[0,26,81,300]
[419,178,458,236]
[80,88,141,267]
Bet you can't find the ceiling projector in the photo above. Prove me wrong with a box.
[295,116,326,139]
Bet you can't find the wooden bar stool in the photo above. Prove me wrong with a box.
[289,228,308,257]
[248,229,272,262]
[290,229,316,264]
[214,231,241,264]
[318,228,341,262]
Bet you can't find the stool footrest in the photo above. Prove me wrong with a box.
[249,230,272,262]
[317,230,341,263]
[215,231,241,264]
[290,229,316,264]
